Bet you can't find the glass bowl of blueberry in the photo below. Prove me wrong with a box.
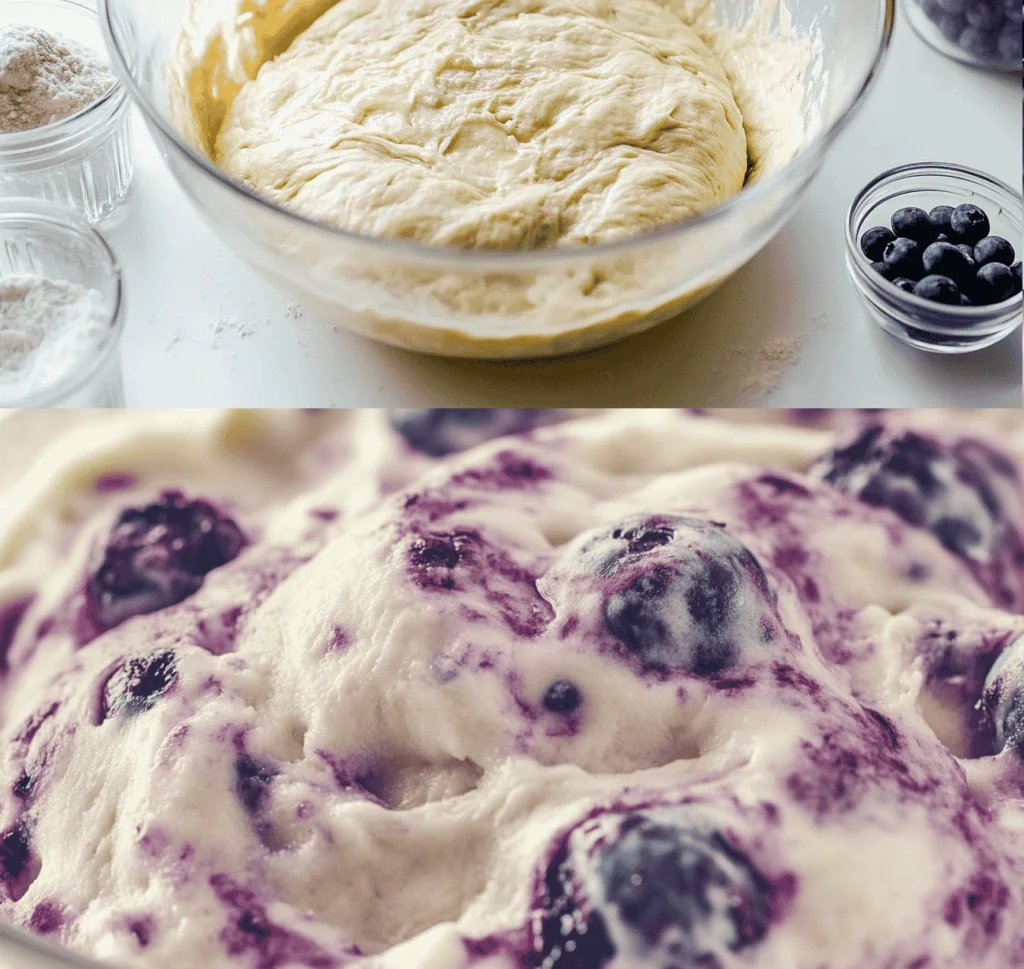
[907,0,1022,71]
[846,162,1022,353]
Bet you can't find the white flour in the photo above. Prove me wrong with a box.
[0,24,114,133]
[0,274,108,396]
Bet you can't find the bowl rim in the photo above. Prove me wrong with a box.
[99,0,896,265]
[845,160,1024,332]
[0,196,125,407]
[0,0,128,150]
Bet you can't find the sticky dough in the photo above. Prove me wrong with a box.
[213,0,749,249]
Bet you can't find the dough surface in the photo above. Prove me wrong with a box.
[214,0,748,249]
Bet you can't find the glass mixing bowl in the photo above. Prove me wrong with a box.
[99,0,894,359]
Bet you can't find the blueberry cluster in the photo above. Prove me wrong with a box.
[860,204,1022,308]
[919,0,1023,62]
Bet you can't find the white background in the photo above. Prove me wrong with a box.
[104,8,1022,407]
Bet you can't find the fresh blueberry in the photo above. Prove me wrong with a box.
[813,426,1002,561]
[543,680,582,714]
[914,275,961,305]
[928,205,956,237]
[595,516,774,675]
[999,22,1023,58]
[99,650,178,722]
[87,491,245,633]
[235,755,277,815]
[922,241,975,284]
[960,25,997,56]
[388,410,565,458]
[1011,262,1023,293]
[883,238,924,280]
[974,262,1016,305]
[891,277,917,293]
[980,636,1024,753]
[1006,0,1024,22]
[951,204,990,244]
[937,13,967,42]
[871,260,893,280]
[965,0,1003,28]
[860,225,896,261]
[974,236,1016,267]
[891,207,935,245]
[598,812,772,960]
[0,821,36,901]
[937,0,967,12]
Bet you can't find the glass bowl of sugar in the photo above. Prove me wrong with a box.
[0,197,124,406]
[0,0,134,222]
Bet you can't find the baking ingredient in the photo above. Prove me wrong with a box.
[891,206,935,245]
[919,0,1023,62]
[0,25,114,134]
[914,274,961,304]
[974,262,1016,303]
[215,0,749,250]
[922,241,975,283]
[0,274,107,395]
[950,203,991,244]
[0,409,1023,968]
[974,235,1016,267]
[883,237,924,278]
[860,225,895,261]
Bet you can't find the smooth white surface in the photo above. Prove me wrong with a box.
[103,10,1022,407]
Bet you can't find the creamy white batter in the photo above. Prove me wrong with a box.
[0,409,1021,969]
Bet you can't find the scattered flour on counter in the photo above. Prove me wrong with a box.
[0,274,108,391]
[740,335,807,403]
[0,25,115,133]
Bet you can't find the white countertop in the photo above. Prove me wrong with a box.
[108,9,1022,408]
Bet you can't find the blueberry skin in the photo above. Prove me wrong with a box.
[960,25,997,56]
[998,22,1023,58]
[597,813,772,958]
[964,0,1003,29]
[871,260,894,280]
[891,207,935,245]
[860,225,896,262]
[974,236,1016,268]
[891,277,917,293]
[973,262,1016,305]
[928,205,955,237]
[99,650,178,722]
[87,492,245,633]
[937,0,967,13]
[1011,262,1023,294]
[951,204,990,245]
[598,517,773,676]
[981,636,1024,753]
[813,426,1002,562]
[1006,0,1024,22]
[388,410,564,458]
[883,238,924,281]
[922,241,975,284]
[938,13,967,42]
[914,275,961,305]
[543,680,582,714]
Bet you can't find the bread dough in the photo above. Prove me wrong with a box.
[214,0,748,249]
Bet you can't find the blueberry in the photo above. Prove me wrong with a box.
[928,205,956,237]
[973,263,1017,305]
[891,208,935,245]
[914,275,961,305]
[871,260,893,280]
[87,491,245,633]
[998,21,1023,57]
[883,238,924,280]
[0,821,36,901]
[922,241,975,284]
[892,277,917,293]
[974,236,1016,267]
[99,650,178,722]
[860,225,896,261]
[813,426,1002,561]
[235,755,277,815]
[960,25,998,56]
[595,516,774,675]
[965,0,1003,28]
[1011,262,1022,293]
[598,812,772,960]
[981,636,1024,753]
[960,293,974,306]
[951,204,990,244]
[938,13,967,42]
[937,0,967,13]
[543,680,582,714]
[388,410,565,458]
[922,0,945,17]
[1006,0,1023,22]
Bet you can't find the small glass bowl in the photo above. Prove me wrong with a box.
[905,0,1022,72]
[846,162,1023,354]
[0,0,134,223]
[0,197,125,405]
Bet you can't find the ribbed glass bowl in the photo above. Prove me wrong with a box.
[0,0,134,223]
[99,0,894,359]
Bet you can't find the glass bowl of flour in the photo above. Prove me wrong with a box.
[0,197,124,405]
[0,0,134,223]
[102,0,893,359]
